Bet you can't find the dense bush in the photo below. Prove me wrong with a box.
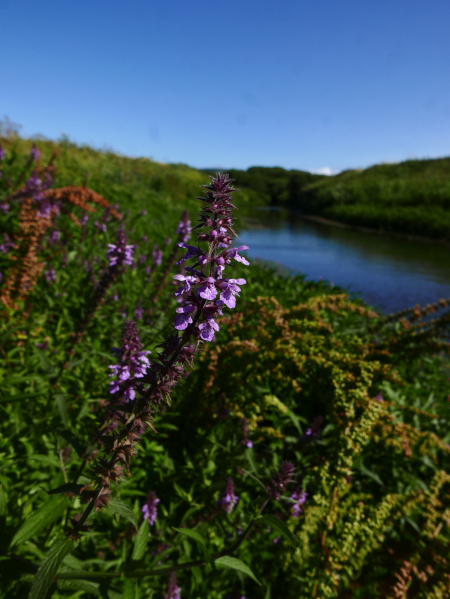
[1,138,450,598]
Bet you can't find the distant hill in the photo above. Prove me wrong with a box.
[204,158,450,241]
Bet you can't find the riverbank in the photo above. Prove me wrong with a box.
[298,212,450,247]
[224,158,450,242]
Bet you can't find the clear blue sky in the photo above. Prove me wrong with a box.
[2,0,449,172]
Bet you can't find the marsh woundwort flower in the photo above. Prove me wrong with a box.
[48,229,60,244]
[95,221,107,233]
[0,234,16,254]
[301,416,323,442]
[152,245,163,266]
[107,230,134,268]
[108,320,150,402]
[176,209,191,243]
[172,174,249,343]
[80,175,247,524]
[268,462,295,500]
[141,491,160,525]
[289,489,307,518]
[30,143,41,162]
[241,418,253,448]
[165,572,181,599]
[218,477,239,514]
[44,268,56,283]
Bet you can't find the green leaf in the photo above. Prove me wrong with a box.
[54,429,86,457]
[35,348,56,376]
[173,527,211,562]
[55,393,69,427]
[173,482,192,502]
[0,485,7,517]
[215,555,260,585]
[28,539,75,599]
[241,469,267,492]
[48,483,84,496]
[57,579,102,597]
[405,516,421,534]
[359,461,384,486]
[123,577,137,599]
[132,519,150,561]
[256,514,297,548]
[11,496,69,548]
[0,391,46,404]
[107,498,138,529]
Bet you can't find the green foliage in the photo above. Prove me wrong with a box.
[298,158,450,240]
[0,139,449,598]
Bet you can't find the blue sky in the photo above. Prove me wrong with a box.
[2,0,449,172]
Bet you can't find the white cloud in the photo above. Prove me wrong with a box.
[309,166,340,176]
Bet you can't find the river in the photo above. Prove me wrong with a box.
[237,207,450,314]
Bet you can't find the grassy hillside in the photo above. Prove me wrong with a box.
[222,158,450,241]
[0,134,260,246]
[299,157,450,239]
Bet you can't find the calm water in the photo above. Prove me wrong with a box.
[237,208,450,314]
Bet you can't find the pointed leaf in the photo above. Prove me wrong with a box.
[256,514,297,548]
[215,556,260,584]
[107,498,138,529]
[28,539,75,599]
[359,461,384,486]
[132,519,150,561]
[55,394,69,427]
[54,429,86,457]
[48,483,84,496]
[11,496,69,548]
[173,527,211,562]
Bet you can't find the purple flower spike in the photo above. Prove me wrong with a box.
[268,462,296,500]
[152,245,162,266]
[108,320,151,402]
[165,572,181,599]
[106,229,134,268]
[141,491,160,525]
[176,209,192,243]
[0,144,5,161]
[44,268,56,283]
[217,477,239,514]
[30,143,41,161]
[289,489,308,518]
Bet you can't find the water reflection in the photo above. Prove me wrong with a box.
[237,208,450,313]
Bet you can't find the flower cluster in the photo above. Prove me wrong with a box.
[172,173,249,342]
[152,245,162,266]
[141,491,160,525]
[268,462,295,500]
[217,477,239,514]
[241,418,253,448]
[289,489,307,518]
[176,209,192,243]
[107,229,134,268]
[301,415,323,442]
[165,572,181,599]
[109,320,151,402]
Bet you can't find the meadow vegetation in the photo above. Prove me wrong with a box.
[1,133,450,598]
[227,158,450,241]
